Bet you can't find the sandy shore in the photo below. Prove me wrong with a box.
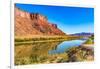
[82,44,94,50]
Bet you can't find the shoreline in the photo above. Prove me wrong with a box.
[82,44,94,49]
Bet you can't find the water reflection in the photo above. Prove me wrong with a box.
[15,40,86,65]
[15,41,62,65]
[49,40,86,54]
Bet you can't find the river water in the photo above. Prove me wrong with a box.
[15,39,86,65]
[49,40,86,54]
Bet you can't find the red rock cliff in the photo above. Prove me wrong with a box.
[15,7,66,36]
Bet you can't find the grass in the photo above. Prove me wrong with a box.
[15,35,82,45]
[84,35,94,44]
[85,39,93,44]
[15,53,68,65]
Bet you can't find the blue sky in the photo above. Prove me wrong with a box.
[15,3,94,34]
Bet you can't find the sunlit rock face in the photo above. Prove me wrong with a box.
[15,7,66,36]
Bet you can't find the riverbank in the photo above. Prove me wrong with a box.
[66,46,94,62]
[15,35,82,45]
[15,35,94,65]
[15,46,94,65]
[82,44,94,48]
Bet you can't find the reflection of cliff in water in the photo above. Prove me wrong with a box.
[15,41,62,65]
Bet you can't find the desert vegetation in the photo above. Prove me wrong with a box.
[84,35,94,44]
[15,35,82,45]
[66,46,94,62]
[15,39,94,65]
[15,46,94,65]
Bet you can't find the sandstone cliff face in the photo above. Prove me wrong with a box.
[15,7,66,36]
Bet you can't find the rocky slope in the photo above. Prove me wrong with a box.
[15,7,66,36]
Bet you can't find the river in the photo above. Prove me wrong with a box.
[15,39,86,65]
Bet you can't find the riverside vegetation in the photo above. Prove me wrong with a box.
[15,35,82,45]
[15,43,94,65]
[15,35,94,65]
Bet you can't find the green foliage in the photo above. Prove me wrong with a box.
[85,35,94,44]
[85,39,93,44]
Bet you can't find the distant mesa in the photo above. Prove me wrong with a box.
[15,7,66,36]
[70,32,94,37]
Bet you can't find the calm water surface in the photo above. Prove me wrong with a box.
[15,39,86,65]
[48,40,86,54]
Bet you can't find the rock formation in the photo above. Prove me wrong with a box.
[15,7,66,36]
